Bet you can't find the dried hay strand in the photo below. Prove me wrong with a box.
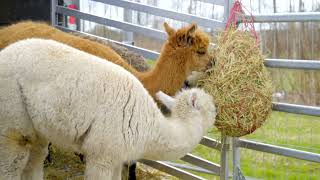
[135,163,177,180]
[198,29,273,137]
[44,145,85,180]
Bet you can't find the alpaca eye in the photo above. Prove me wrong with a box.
[197,51,206,55]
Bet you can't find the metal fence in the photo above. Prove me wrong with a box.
[51,0,320,179]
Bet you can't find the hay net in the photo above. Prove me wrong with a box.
[198,0,273,137]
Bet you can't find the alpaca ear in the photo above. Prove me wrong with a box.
[187,23,197,36]
[177,23,198,46]
[156,91,175,110]
[189,92,198,109]
[164,22,175,36]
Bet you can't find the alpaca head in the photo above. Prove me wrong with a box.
[156,88,216,129]
[163,22,213,73]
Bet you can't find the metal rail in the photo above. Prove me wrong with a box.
[56,6,168,40]
[200,136,223,150]
[181,154,221,174]
[196,0,225,6]
[265,59,320,70]
[163,162,218,175]
[272,102,320,116]
[92,0,225,29]
[139,160,206,180]
[247,12,320,22]
[236,139,320,163]
[51,0,57,26]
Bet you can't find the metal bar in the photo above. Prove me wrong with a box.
[232,137,240,180]
[92,0,225,29]
[264,59,320,70]
[123,8,133,44]
[57,26,320,71]
[164,162,218,175]
[195,0,225,6]
[74,0,81,31]
[56,25,161,60]
[181,154,220,174]
[200,136,222,150]
[139,160,206,180]
[220,135,230,180]
[56,6,168,40]
[272,102,320,117]
[112,41,160,60]
[51,0,57,25]
[223,0,232,23]
[237,139,320,163]
[247,12,320,22]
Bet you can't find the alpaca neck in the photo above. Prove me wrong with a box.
[143,113,204,161]
[138,43,188,97]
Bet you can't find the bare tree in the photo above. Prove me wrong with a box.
[299,0,306,59]
[272,0,278,58]
[188,0,193,14]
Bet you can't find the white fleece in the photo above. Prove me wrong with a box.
[0,39,216,180]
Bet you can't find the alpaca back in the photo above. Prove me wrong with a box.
[0,21,139,76]
[0,39,161,155]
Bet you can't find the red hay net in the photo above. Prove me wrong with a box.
[225,0,259,44]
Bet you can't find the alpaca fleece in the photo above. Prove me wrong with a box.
[0,21,212,98]
[0,39,216,180]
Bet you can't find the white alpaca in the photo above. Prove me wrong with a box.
[0,39,216,180]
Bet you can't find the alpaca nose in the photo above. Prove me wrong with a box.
[206,56,215,69]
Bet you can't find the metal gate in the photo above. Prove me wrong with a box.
[51,0,320,179]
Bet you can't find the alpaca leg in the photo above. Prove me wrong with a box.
[0,136,30,180]
[21,140,48,180]
[0,80,35,179]
[128,162,137,180]
[84,157,114,180]
[112,163,123,180]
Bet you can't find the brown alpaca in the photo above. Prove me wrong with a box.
[139,22,212,97]
[0,21,212,98]
[0,21,138,76]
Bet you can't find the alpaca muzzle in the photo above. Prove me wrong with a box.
[206,55,215,69]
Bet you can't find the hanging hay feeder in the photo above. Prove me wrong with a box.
[198,29,273,137]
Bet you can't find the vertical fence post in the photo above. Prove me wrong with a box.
[51,0,57,26]
[123,9,134,45]
[224,0,234,23]
[220,135,230,180]
[233,137,240,180]
[74,0,80,31]
[222,1,234,179]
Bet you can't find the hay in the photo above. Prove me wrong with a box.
[44,145,85,180]
[198,29,273,137]
[136,163,177,180]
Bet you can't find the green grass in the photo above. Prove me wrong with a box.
[184,112,320,179]
[146,59,156,66]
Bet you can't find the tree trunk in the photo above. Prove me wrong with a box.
[272,0,278,58]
